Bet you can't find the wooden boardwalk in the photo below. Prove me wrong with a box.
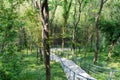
[50,54,96,80]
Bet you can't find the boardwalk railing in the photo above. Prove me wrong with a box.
[59,58,95,80]
[50,53,96,80]
[79,61,120,80]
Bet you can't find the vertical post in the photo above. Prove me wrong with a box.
[73,72,75,80]
[70,69,71,79]
[51,54,53,60]
[110,70,113,80]
[88,64,90,74]
[58,51,59,56]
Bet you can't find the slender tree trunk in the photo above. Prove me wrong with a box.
[49,1,58,36]
[62,0,72,52]
[93,0,107,64]
[94,15,99,64]
[30,42,32,53]
[36,0,50,80]
[39,48,43,61]
[72,0,81,61]
[107,42,114,60]
[72,28,75,55]
[36,47,39,63]
[90,35,93,51]
[1,39,6,53]
[62,29,65,52]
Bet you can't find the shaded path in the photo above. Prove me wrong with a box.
[50,54,96,80]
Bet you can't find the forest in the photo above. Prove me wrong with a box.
[0,0,120,80]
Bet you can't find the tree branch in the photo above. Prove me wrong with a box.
[76,0,82,26]
[67,0,72,13]
[98,0,104,15]
[49,1,59,25]
[103,0,108,4]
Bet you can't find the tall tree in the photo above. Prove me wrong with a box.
[36,0,50,80]
[29,0,44,61]
[62,0,72,51]
[72,0,82,60]
[93,0,108,64]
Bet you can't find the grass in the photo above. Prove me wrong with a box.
[0,51,67,80]
[18,61,67,80]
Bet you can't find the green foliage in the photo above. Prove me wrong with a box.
[0,51,22,80]
[82,0,90,8]
[0,1,25,79]
[99,19,120,45]
[112,43,120,57]
[0,51,67,80]
[0,0,24,49]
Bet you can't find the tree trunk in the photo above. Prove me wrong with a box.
[39,48,43,61]
[62,0,72,52]
[107,42,114,60]
[72,27,75,60]
[90,35,93,51]
[72,0,81,61]
[94,15,99,64]
[36,0,50,80]
[93,0,107,64]
[36,47,39,63]
[72,29,75,55]
[30,42,32,54]
[62,30,65,52]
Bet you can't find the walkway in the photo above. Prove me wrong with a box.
[50,54,96,80]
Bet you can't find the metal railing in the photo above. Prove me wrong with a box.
[79,62,120,80]
[50,52,95,80]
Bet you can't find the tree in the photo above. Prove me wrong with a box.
[93,0,108,64]
[62,0,72,51]
[36,0,50,80]
[72,0,82,60]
